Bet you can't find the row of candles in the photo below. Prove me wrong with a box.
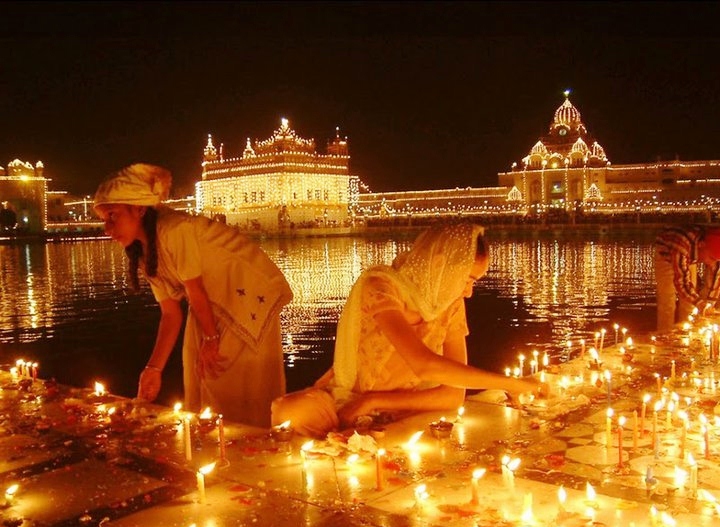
[505,327,635,379]
[10,359,38,381]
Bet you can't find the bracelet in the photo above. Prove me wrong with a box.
[202,333,221,342]
[144,365,163,373]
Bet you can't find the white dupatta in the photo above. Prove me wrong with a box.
[332,223,485,400]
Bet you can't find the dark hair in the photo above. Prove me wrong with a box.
[475,232,488,259]
[124,207,158,291]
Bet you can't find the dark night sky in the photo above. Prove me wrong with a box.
[2,1,720,197]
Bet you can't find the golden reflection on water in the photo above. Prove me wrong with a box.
[0,236,656,374]
[488,240,655,349]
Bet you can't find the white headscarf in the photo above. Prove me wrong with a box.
[332,223,485,394]
[93,163,172,211]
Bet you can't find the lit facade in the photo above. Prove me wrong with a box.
[497,92,720,213]
[196,119,358,230]
[0,159,48,233]
[358,92,720,221]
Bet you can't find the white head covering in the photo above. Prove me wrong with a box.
[332,223,485,395]
[93,163,172,211]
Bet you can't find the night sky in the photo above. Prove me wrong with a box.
[2,1,720,198]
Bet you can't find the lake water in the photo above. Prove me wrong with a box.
[0,229,658,406]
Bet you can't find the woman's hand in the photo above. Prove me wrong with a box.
[337,394,376,429]
[138,367,162,402]
[505,378,549,406]
[197,338,228,380]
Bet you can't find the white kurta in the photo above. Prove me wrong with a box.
[146,208,293,427]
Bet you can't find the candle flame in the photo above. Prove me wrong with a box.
[659,512,677,526]
[618,415,626,427]
[5,484,18,497]
[414,483,428,501]
[377,448,386,457]
[277,420,291,430]
[558,485,567,504]
[520,493,535,523]
[346,453,359,464]
[173,402,182,412]
[199,407,213,419]
[472,468,486,480]
[505,457,521,471]
[586,482,596,500]
[301,440,314,452]
[406,430,424,447]
[698,489,718,504]
[94,382,106,396]
[199,462,216,475]
[673,466,688,487]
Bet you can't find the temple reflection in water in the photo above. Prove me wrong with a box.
[0,235,655,373]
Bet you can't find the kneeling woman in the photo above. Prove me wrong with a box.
[272,223,540,437]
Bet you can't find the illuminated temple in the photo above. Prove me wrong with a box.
[357,92,720,220]
[196,119,359,230]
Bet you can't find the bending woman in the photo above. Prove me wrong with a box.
[94,164,293,427]
[272,223,540,437]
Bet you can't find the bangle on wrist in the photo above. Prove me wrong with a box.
[202,333,221,342]
[144,365,163,373]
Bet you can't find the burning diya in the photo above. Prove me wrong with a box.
[197,407,217,433]
[429,418,454,439]
[271,421,295,442]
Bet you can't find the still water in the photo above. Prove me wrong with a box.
[0,230,657,406]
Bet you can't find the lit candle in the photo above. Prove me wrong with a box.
[301,440,314,488]
[520,492,535,525]
[4,484,18,505]
[606,407,614,448]
[580,338,585,356]
[594,331,600,349]
[542,352,549,370]
[599,328,606,352]
[671,360,676,380]
[613,323,620,345]
[703,423,711,460]
[633,410,639,452]
[184,416,192,462]
[604,369,612,400]
[640,393,650,436]
[502,456,520,491]
[689,453,698,494]
[617,415,626,468]
[678,410,688,460]
[196,462,215,504]
[414,483,429,514]
[557,485,567,515]
[217,414,226,463]
[653,401,662,458]
[173,402,183,415]
[584,482,598,508]
[654,373,662,396]
[376,448,385,491]
[666,400,674,429]
[470,467,485,505]
[94,381,106,397]
[31,362,38,381]
[455,406,465,423]
[532,350,539,374]
[518,354,525,376]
